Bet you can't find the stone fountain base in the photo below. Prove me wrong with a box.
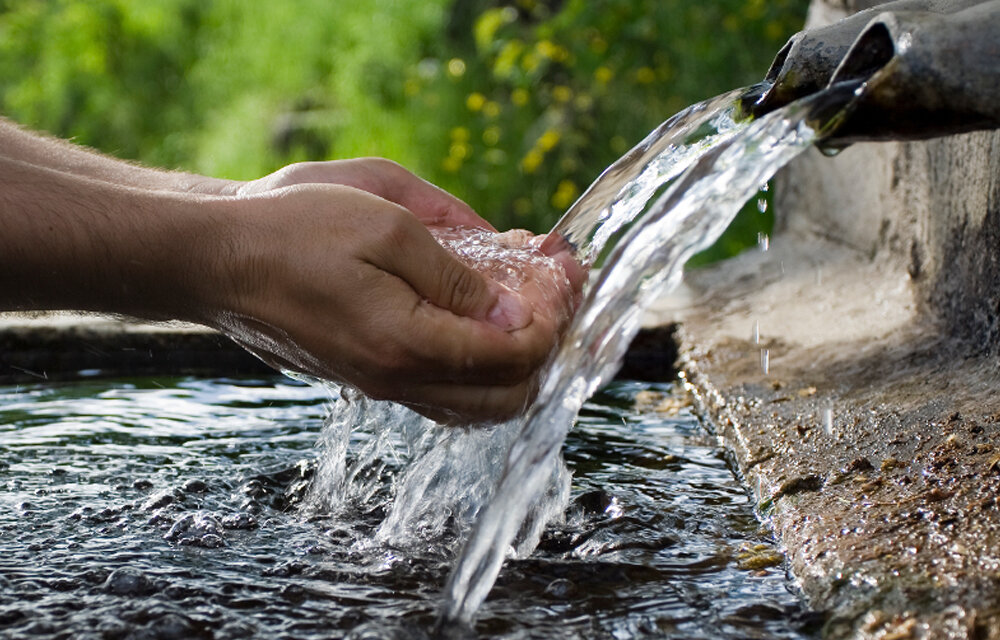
[663,235,1000,639]
[652,25,1000,625]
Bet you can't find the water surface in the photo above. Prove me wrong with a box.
[0,376,819,639]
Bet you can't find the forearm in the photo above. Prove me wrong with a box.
[0,117,238,195]
[0,154,229,322]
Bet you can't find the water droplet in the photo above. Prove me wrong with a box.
[758,233,769,252]
[760,349,770,375]
[817,142,845,157]
[822,407,834,436]
[751,320,760,345]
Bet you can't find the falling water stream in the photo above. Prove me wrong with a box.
[0,81,861,639]
[438,80,860,623]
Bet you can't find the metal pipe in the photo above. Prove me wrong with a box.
[746,0,993,130]
[824,1,1000,143]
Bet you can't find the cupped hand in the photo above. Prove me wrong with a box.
[233,157,496,232]
[205,183,579,424]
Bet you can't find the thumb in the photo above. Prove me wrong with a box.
[375,216,532,331]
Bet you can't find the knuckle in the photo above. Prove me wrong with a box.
[378,210,417,252]
[437,260,484,314]
[364,157,405,183]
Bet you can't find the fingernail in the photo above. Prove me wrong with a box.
[487,288,531,331]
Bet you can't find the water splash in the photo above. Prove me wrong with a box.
[302,229,575,556]
[440,81,861,623]
[301,80,861,626]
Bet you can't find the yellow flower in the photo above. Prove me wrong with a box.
[466,92,486,112]
[449,142,469,160]
[511,88,530,106]
[483,126,501,146]
[536,39,558,59]
[551,179,579,210]
[536,40,569,62]
[551,85,572,103]
[483,101,501,118]
[538,129,561,152]
[521,51,541,73]
[494,40,525,78]
[450,126,470,142]
[521,149,544,174]
[447,58,466,78]
[594,66,614,84]
[442,156,462,173]
[635,67,656,84]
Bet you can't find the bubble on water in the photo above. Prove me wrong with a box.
[165,512,225,547]
[221,512,257,530]
[181,479,207,493]
[103,567,157,596]
[544,578,576,598]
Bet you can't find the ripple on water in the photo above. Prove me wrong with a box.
[0,376,820,639]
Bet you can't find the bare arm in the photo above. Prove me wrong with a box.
[0,154,222,317]
[0,138,576,423]
[0,118,496,231]
[0,118,234,194]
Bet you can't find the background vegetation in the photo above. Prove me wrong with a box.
[0,0,809,259]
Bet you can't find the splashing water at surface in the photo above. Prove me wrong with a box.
[302,80,863,627]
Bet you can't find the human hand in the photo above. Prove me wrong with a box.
[204,183,579,424]
[233,157,496,232]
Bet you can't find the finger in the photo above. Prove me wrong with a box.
[413,302,557,382]
[537,232,589,297]
[345,280,553,386]
[371,160,496,231]
[370,212,531,330]
[388,378,538,425]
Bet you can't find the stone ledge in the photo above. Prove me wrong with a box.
[0,312,272,383]
[664,239,1000,639]
[0,311,678,385]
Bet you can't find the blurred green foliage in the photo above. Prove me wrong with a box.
[0,0,808,257]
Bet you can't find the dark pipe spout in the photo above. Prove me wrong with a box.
[827,1,1000,143]
[748,0,1000,144]
[750,0,983,114]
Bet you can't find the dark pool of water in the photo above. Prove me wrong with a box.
[0,376,821,639]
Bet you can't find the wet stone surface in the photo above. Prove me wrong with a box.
[672,240,1000,639]
[0,376,816,639]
